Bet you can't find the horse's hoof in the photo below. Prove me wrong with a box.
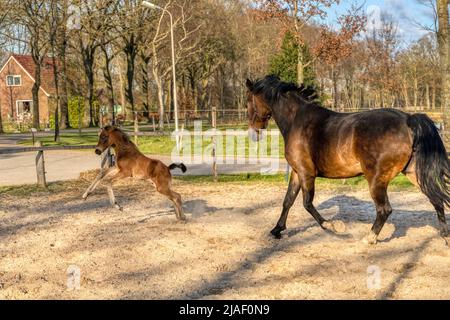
[82,194,88,201]
[178,215,187,222]
[362,232,378,245]
[115,205,123,211]
[270,227,284,239]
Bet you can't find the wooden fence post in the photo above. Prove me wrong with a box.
[152,115,156,132]
[212,107,218,182]
[35,141,47,188]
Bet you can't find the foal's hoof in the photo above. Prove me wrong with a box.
[115,205,123,211]
[322,220,346,233]
[178,215,187,222]
[270,227,285,239]
[362,232,378,245]
[82,193,88,201]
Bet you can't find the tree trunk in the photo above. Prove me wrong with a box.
[402,81,410,107]
[102,48,116,125]
[59,41,70,129]
[332,68,339,110]
[32,62,41,129]
[153,68,165,129]
[297,49,304,85]
[413,77,418,111]
[51,48,60,142]
[437,0,450,127]
[0,95,3,133]
[57,0,70,129]
[425,83,430,110]
[432,82,436,109]
[83,52,96,127]
[118,61,126,119]
[141,55,151,120]
[124,42,137,113]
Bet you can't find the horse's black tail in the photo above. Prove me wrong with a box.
[407,114,449,208]
[169,163,187,173]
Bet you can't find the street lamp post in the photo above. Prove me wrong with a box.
[142,1,179,150]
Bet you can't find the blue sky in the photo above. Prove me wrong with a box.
[323,0,436,44]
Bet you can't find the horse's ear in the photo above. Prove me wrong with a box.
[246,79,254,91]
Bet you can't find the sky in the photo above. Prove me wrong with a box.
[324,0,436,45]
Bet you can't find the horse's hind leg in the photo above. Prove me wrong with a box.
[403,161,448,238]
[365,181,392,245]
[154,179,186,221]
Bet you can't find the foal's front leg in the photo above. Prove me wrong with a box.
[82,168,122,210]
[271,171,301,239]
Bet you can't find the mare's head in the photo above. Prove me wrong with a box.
[246,75,319,141]
[95,126,129,155]
[246,78,272,141]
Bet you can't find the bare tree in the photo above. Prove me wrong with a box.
[143,0,200,129]
[73,0,114,127]
[20,0,51,129]
[437,0,450,121]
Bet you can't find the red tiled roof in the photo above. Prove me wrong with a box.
[11,54,57,95]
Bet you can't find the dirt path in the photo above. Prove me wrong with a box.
[0,179,448,299]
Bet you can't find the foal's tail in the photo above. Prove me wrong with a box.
[407,114,449,208]
[169,163,187,173]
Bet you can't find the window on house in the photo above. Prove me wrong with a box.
[6,75,21,86]
[16,101,33,115]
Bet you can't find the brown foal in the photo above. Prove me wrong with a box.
[82,126,187,220]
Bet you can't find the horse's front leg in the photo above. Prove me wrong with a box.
[82,170,107,200]
[271,170,301,239]
[82,168,119,202]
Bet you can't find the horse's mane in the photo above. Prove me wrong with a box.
[251,75,319,105]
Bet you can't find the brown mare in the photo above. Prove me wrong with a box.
[246,75,449,244]
[82,126,187,220]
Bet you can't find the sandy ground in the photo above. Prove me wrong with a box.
[0,177,449,300]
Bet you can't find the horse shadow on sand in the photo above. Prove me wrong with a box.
[135,199,232,223]
[315,194,444,242]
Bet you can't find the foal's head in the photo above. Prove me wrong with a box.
[246,79,272,140]
[95,126,128,155]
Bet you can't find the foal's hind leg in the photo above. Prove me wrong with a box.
[153,178,186,221]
